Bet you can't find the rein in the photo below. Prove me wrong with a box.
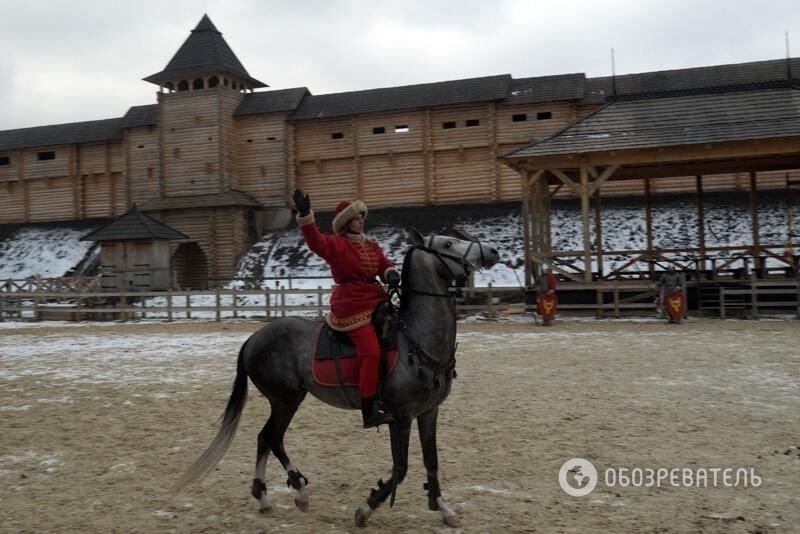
[392,239,484,386]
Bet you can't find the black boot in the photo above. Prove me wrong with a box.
[361,396,394,429]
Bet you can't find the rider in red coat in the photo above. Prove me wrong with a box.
[293,189,399,428]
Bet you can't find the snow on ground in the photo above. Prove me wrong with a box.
[0,226,97,279]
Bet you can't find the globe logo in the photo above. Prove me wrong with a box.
[558,458,598,497]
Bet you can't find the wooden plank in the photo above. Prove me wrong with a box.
[580,166,591,282]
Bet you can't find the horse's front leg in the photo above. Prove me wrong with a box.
[418,406,460,527]
[354,417,411,528]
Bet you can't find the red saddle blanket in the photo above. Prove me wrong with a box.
[311,324,400,387]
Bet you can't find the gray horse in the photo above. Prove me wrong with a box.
[173,229,500,528]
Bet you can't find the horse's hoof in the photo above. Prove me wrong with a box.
[294,498,309,513]
[259,504,273,514]
[355,507,369,528]
[443,514,461,528]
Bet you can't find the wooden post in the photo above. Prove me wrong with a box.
[120,292,127,322]
[186,294,192,320]
[696,175,706,273]
[750,171,761,275]
[596,287,603,319]
[645,177,654,280]
[521,169,532,287]
[720,287,726,319]
[317,286,324,318]
[750,271,759,320]
[487,283,494,319]
[614,281,620,318]
[215,288,221,322]
[232,286,238,319]
[167,292,173,322]
[580,166,592,282]
[264,289,270,319]
[594,188,604,278]
[280,287,286,318]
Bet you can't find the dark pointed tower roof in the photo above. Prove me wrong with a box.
[144,14,267,88]
[82,207,189,242]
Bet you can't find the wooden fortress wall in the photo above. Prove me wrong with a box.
[1,87,797,279]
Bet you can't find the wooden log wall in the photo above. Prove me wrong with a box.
[159,88,243,197]
[293,101,575,209]
[126,126,161,206]
[0,141,127,223]
[234,113,290,207]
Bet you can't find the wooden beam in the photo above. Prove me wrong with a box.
[580,166,592,282]
[549,168,582,196]
[588,164,619,196]
[521,169,532,286]
[352,116,362,199]
[750,170,761,271]
[696,175,706,272]
[488,102,500,201]
[286,121,296,204]
[594,188,603,277]
[549,182,564,199]
[645,177,654,279]
[424,109,434,204]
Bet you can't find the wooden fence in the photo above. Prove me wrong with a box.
[0,284,522,322]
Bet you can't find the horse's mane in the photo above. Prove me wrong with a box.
[399,245,420,310]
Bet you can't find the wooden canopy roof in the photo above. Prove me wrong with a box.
[502,79,800,180]
[143,14,267,88]
[82,208,187,242]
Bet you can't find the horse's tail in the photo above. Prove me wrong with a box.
[171,339,250,495]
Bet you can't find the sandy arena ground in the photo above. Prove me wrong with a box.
[0,317,798,533]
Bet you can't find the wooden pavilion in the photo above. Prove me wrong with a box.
[502,77,800,290]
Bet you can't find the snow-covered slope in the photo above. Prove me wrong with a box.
[236,191,799,288]
[0,225,98,279]
[0,192,796,286]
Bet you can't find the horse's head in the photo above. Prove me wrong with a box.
[407,227,500,281]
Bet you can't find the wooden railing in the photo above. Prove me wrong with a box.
[0,284,523,322]
[0,275,102,293]
[719,276,800,319]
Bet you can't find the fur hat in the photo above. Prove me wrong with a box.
[332,199,368,234]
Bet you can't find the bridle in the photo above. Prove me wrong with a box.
[397,237,485,299]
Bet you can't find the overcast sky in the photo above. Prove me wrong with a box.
[2,0,800,130]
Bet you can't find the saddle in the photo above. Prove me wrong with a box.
[311,305,400,388]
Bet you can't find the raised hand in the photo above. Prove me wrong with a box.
[386,270,401,288]
[293,189,311,216]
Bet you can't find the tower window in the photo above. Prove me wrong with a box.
[442,121,456,129]
[247,139,253,143]
[0,156,9,166]
[209,76,219,88]
[267,137,276,141]
[537,111,552,120]
[466,119,480,127]
[372,127,386,134]
[178,80,189,91]
[224,77,229,87]
[394,125,409,133]
[331,132,344,139]
[137,145,145,149]
[164,82,175,92]
[37,151,56,161]
[512,114,528,122]
[193,78,205,90]
[232,81,238,90]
